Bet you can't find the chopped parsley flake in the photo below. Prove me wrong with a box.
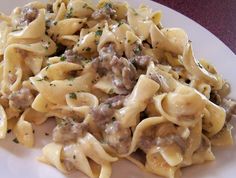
[50,83,56,87]
[108,88,115,95]
[13,138,19,144]
[44,76,49,80]
[81,58,92,65]
[82,3,88,8]
[7,129,12,133]
[60,56,66,61]
[85,47,91,52]
[95,30,103,36]
[92,79,97,84]
[133,43,142,55]
[131,8,138,16]
[68,77,75,81]
[104,2,112,9]
[12,27,23,32]
[118,21,124,27]
[69,92,77,99]
[46,64,50,70]
[42,41,50,50]
[197,62,203,69]
[66,7,73,18]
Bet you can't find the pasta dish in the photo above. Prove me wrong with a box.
[0,0,235,178]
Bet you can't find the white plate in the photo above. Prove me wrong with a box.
[0,0,236,178]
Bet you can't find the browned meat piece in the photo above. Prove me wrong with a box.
[53,118,87,144]
[139,123,187,152]
[92,44,116,75]
[112,77,130,94]
[132,55,152,69]
[91,3,116,20]
[138,127,156,152]
[110,57,137,78]
[155,134,186,150]
[139,134,185,152]
[8,88,34,110]
[104,121,131,154]
[110,56,128,76]
[90,103,115,129]
[21,7,39,25]
[122,66,136,90]
[110,56,137,92]
[63,49,82,64]
[93,43,137,93]
[221,99,236,121]
[104,95,126,109]
[99,43,116,62]
[139,135,155,152]
[92,57,106,75]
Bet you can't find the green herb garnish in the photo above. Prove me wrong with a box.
[118,21,124,27]
[85,47,91,52]
[66,7,73,18]
[44,76,49,80]
[197,62,203,69]
[49,83,56,87]
[13,138,19,144]
[95,30,103,36]
[45,64,51,70]
[7,129,11,133]
[108,88,115,94]
[104,2,112,9]
[12,28,23,32]
[60,56,66,61]
[82,3,88,8]
[133,43,142,55]
[69,92,77,99]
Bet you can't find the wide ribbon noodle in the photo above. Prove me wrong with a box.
[0,0,235,178]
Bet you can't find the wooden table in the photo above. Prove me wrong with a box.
[154,0,236,54]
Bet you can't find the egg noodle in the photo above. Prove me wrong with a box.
[0,0,235,178]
